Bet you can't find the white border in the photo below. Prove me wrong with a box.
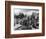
[11,5,42,34]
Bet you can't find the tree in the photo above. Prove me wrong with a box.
[19,13,24,19]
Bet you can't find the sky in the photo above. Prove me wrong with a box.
[14,8,39,15]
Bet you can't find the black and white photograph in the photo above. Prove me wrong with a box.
[14,8,39,30]
[11,5,42,34]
